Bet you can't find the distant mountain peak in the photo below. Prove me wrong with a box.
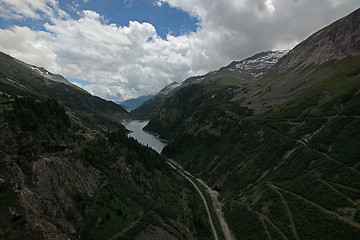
[132,50,288,119]
[119,94,153,111]
[228,50,289,78]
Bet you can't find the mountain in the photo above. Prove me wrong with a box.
[145,8,360,239]
[132,51,287,120]
[157,81,182,96]
[197,50,288,84]
[0,52,129,131]
[222,50,289,78]
[22,62,80,88]
[274,8,360,71]
[229,7,360,114]
[131,82,181,119]
[119,95,153,111]
[0,54,213,239]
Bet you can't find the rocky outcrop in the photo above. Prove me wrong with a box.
[1,153,101,239]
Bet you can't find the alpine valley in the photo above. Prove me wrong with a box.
[141,8,360,239]
[0,8,360,240]
[0,53,214,239]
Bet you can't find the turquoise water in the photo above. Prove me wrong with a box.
[124,120,166,153]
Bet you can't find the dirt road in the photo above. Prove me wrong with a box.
[167,159,234,240]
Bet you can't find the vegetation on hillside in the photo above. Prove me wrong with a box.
[1,8,360,239]
[147,56,360,239]
[74,131,213,240]
[0,52,129,131]
[131,95,167,119]
[4,97,70,137]
[0,94,213,239]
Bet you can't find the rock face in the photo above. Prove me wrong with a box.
[0,89,102,239]
[2,154,101,239]
[0,54,219,240]
[275,8,360,71]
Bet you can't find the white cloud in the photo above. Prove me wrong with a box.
[83,83,139,102]
[0,26,57,68]
[0,0,359,101]
[160,0,360,63]
[0,0,66,20]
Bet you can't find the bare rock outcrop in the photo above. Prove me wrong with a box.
[2,154,101,239]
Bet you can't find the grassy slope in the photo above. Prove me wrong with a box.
[148,56,360,239]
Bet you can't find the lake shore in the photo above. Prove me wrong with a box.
[143,129,168,143]
[124,120,167,153]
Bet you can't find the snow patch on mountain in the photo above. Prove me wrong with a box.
[233,50,289,78]
[157,82,181,97]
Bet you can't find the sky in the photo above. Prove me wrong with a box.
[0,0,359,102]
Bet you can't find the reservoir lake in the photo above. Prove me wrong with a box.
[124,120,166,153]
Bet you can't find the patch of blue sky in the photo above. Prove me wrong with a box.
[59,0,199,39]
[1,0,199,40]
[0,16,46,31]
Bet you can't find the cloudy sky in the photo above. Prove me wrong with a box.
[0,0,359,101]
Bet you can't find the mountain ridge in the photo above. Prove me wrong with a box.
[274,8,360,72]
[0,51,129,131]
[119,94,153,111]
[0,53,215,239]
[228,8,360,114]
[145,8,360,239]
[1,7,360,240]
[132,50,287,119]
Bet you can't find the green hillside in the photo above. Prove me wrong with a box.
[131,94,168,119]
[0,56,213,239]
[0,52,129,131]
[148,56,360,240]
[1,7,359,240]
[131,82,181,119]
[145,9,360,239]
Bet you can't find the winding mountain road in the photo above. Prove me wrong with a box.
[167,159,234,240]
[196,178,235,240]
